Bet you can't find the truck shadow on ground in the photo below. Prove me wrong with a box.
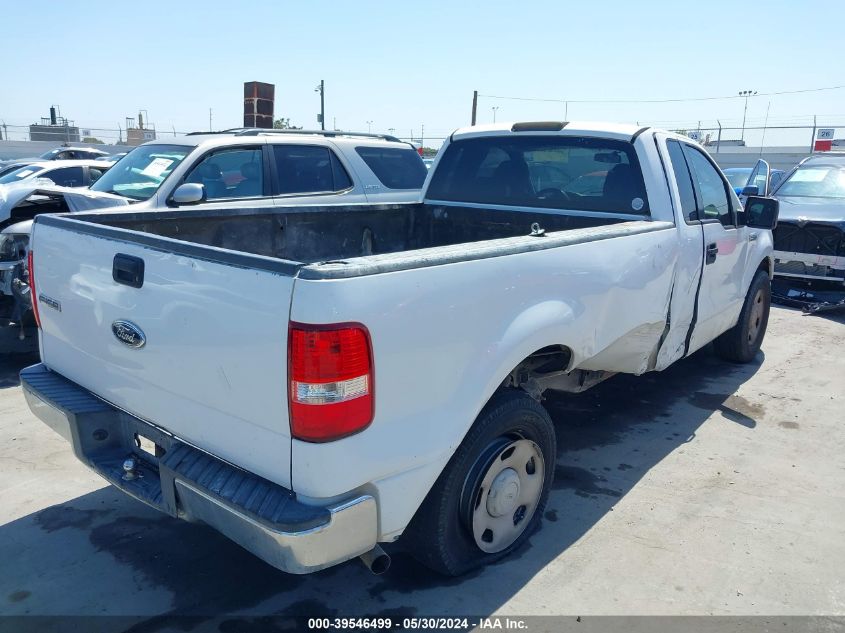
[2,346,764,627]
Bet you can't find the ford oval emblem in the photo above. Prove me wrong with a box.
[111,320,146,349]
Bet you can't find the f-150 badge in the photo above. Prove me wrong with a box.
[111,320,146,349]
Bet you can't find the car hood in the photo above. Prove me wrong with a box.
[0,182,130,224]
[773,196,845,225]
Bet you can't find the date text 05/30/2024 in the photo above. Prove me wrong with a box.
[307,616,528,630]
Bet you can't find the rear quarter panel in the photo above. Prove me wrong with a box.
[289,225,678,537]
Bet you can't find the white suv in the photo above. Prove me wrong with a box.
[0,129,427,347]
[87,129,428,209]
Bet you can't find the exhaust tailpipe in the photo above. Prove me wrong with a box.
[360,544,391,575]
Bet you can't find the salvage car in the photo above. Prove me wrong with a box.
[22,121,778,576]
[766,153,845,311]
[0,146,111,174]
[0,160,110,190]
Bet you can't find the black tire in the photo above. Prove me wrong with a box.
[403,389,556,576]
[713,270,771,363]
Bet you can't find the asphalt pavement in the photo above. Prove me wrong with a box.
[1,306,843,628]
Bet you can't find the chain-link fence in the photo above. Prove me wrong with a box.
[0,123,194,145]
[2,119,842,156]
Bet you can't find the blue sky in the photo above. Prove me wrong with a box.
[1,0,843,146]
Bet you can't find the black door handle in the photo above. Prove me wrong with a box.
[113,254,145,288]
[705,243,719,265]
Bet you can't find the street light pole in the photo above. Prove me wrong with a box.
[366,120,373,134]
[315,81,325,130]
[492,106,499,123]
[738,89,757,142]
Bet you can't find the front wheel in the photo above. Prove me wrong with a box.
[713,270,771,363]
[403,390,556,576]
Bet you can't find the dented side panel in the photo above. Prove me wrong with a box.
[289,223,678,536]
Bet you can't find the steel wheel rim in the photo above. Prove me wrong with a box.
[469,438,545,553]
[747,289,765,344]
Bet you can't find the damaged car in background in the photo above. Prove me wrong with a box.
[0,185,129,350]
[760,153,845,313]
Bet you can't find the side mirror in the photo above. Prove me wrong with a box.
[741,184,759,197]
[170,183,205,205]
[744,196,779,230]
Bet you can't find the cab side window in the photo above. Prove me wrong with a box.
[666,140,698,222]
[682,145,734,227]
[184,148,264,200]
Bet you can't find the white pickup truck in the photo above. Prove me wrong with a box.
[22,122,779,577]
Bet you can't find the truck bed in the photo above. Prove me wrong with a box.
[52,202,627,266]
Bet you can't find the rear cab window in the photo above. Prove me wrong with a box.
[355,146,427,190]
[426,135,650,215]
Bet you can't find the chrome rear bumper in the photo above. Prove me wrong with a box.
[20,363,378,574]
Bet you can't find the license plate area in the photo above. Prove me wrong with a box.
[74,409,178,515]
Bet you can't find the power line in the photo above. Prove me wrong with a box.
[478,83,845,105]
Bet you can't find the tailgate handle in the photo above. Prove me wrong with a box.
[113,254,145,288]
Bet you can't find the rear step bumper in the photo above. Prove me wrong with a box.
[20,363,378,574]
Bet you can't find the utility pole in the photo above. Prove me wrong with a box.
[421,124,424,148]
[810,114,817,153]
[738,89,756,142]
[315,80,325,130]
[471,90,478,126]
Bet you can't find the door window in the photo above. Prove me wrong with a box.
[746,159,769,196]
[273,145,353,194]
[682,145,734,227]
[185,148,264,200]
[42,166,84,187]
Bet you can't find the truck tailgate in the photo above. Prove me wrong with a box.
[32,220,295,488]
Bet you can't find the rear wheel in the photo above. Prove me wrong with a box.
[713,270,771,363]
[404,390,556,576]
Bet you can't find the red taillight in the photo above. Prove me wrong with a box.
[289,323,373,442]
[27,250,41,328]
